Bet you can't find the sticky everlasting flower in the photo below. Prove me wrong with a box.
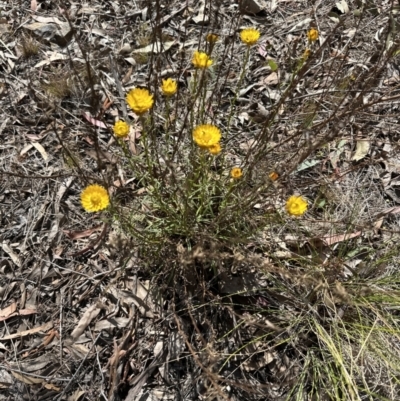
[193,124,221,149]
[206,33,219,43]
[269,172,279,181]
[231,167,243,179]
[286,195,307,216]
[161,78,177,96]
[208,143,221,155]
[192,51,213,69]
[81,184,110,213]
[302,48,312,60]
[240,28,260,46]
[307,28,319,42]
[126,88,154,115]
[113,121,130,138]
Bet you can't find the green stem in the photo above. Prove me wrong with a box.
[226,46,251,131]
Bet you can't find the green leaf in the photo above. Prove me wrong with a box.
[268,59,278,71]
[294,159,320,172]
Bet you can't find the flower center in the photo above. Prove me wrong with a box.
[91,195,101,207]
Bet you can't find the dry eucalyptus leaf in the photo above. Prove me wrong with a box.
[239,0,266,14]
[0,369,12,388]
[0,302,16,318]
[336,0,350,14]
[132,41,175,54]
[24,19,71,44]
[11,371,43,385]
[352,140,370,161]
[0,321,53,341]
[192,0,208,25]
[107,282,155,318]
[94,317,131,331]
[264,71,280,86]
[32,142,48,162]
[10,356,51,373]
[68,390,86,401]
[67,303,104,344]
[1,242,21,268]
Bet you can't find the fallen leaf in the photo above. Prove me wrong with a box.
[0,369,12,388]
[321,231,362,246]
[94,317,131,331]
[132,41,176,54]
[68,389,86,401]
[1,242,22,268]
[264,71,280,85]
[239,0,266,14]
[63,224,103,240]
[352,140,370,161]
[43,382,61,391]
[82,112,107,128]
[0,302,16,318]
[11,371,43,385]
[0,309,37,322]
[0,321,53,340]
[66,303,104,344]
[32,142,48,161]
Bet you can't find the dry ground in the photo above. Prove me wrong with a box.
[1,0,400,401]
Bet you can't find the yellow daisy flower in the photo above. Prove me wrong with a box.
[307,28,319,42]
[192,51,213,69]
[161,78,177,96]
[113,121,130,138]
[240,28,260,46]
[285,195,307,216]
[230,167,243,179]
[206,33,219,43]
[193,124,221,149]
[126,88,154,115]
[81,184,110,213]
[208,143,221,155]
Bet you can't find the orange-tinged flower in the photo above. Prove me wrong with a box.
[192,51,213,68]
[126,88,154,115]
[240,28,260,46]
[161,78,177,96]
[193,124,221,149]
[302,48,312,60]
[81,184,110,213]
[285,195,307,216]
[206,33,219,43]
[269,172,279,181]
[230,167,243,179]
[307,28,319,42]
[208,143,221,155]
[113,121,130,138]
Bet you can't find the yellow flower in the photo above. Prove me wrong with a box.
[193,124,221,149]
[126,88,154,115]
[113,121,130,138]
[230,167,243,179]
[208,143,221,155]
[240,28,260,46]
[307,28,319,42]
[269,172,279,181]
[81,184,110,213]
[206,33,219,43]
[161,78,177,96]
[302,48,312,60]
[192,51,213,68]
[285,195,307,216]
